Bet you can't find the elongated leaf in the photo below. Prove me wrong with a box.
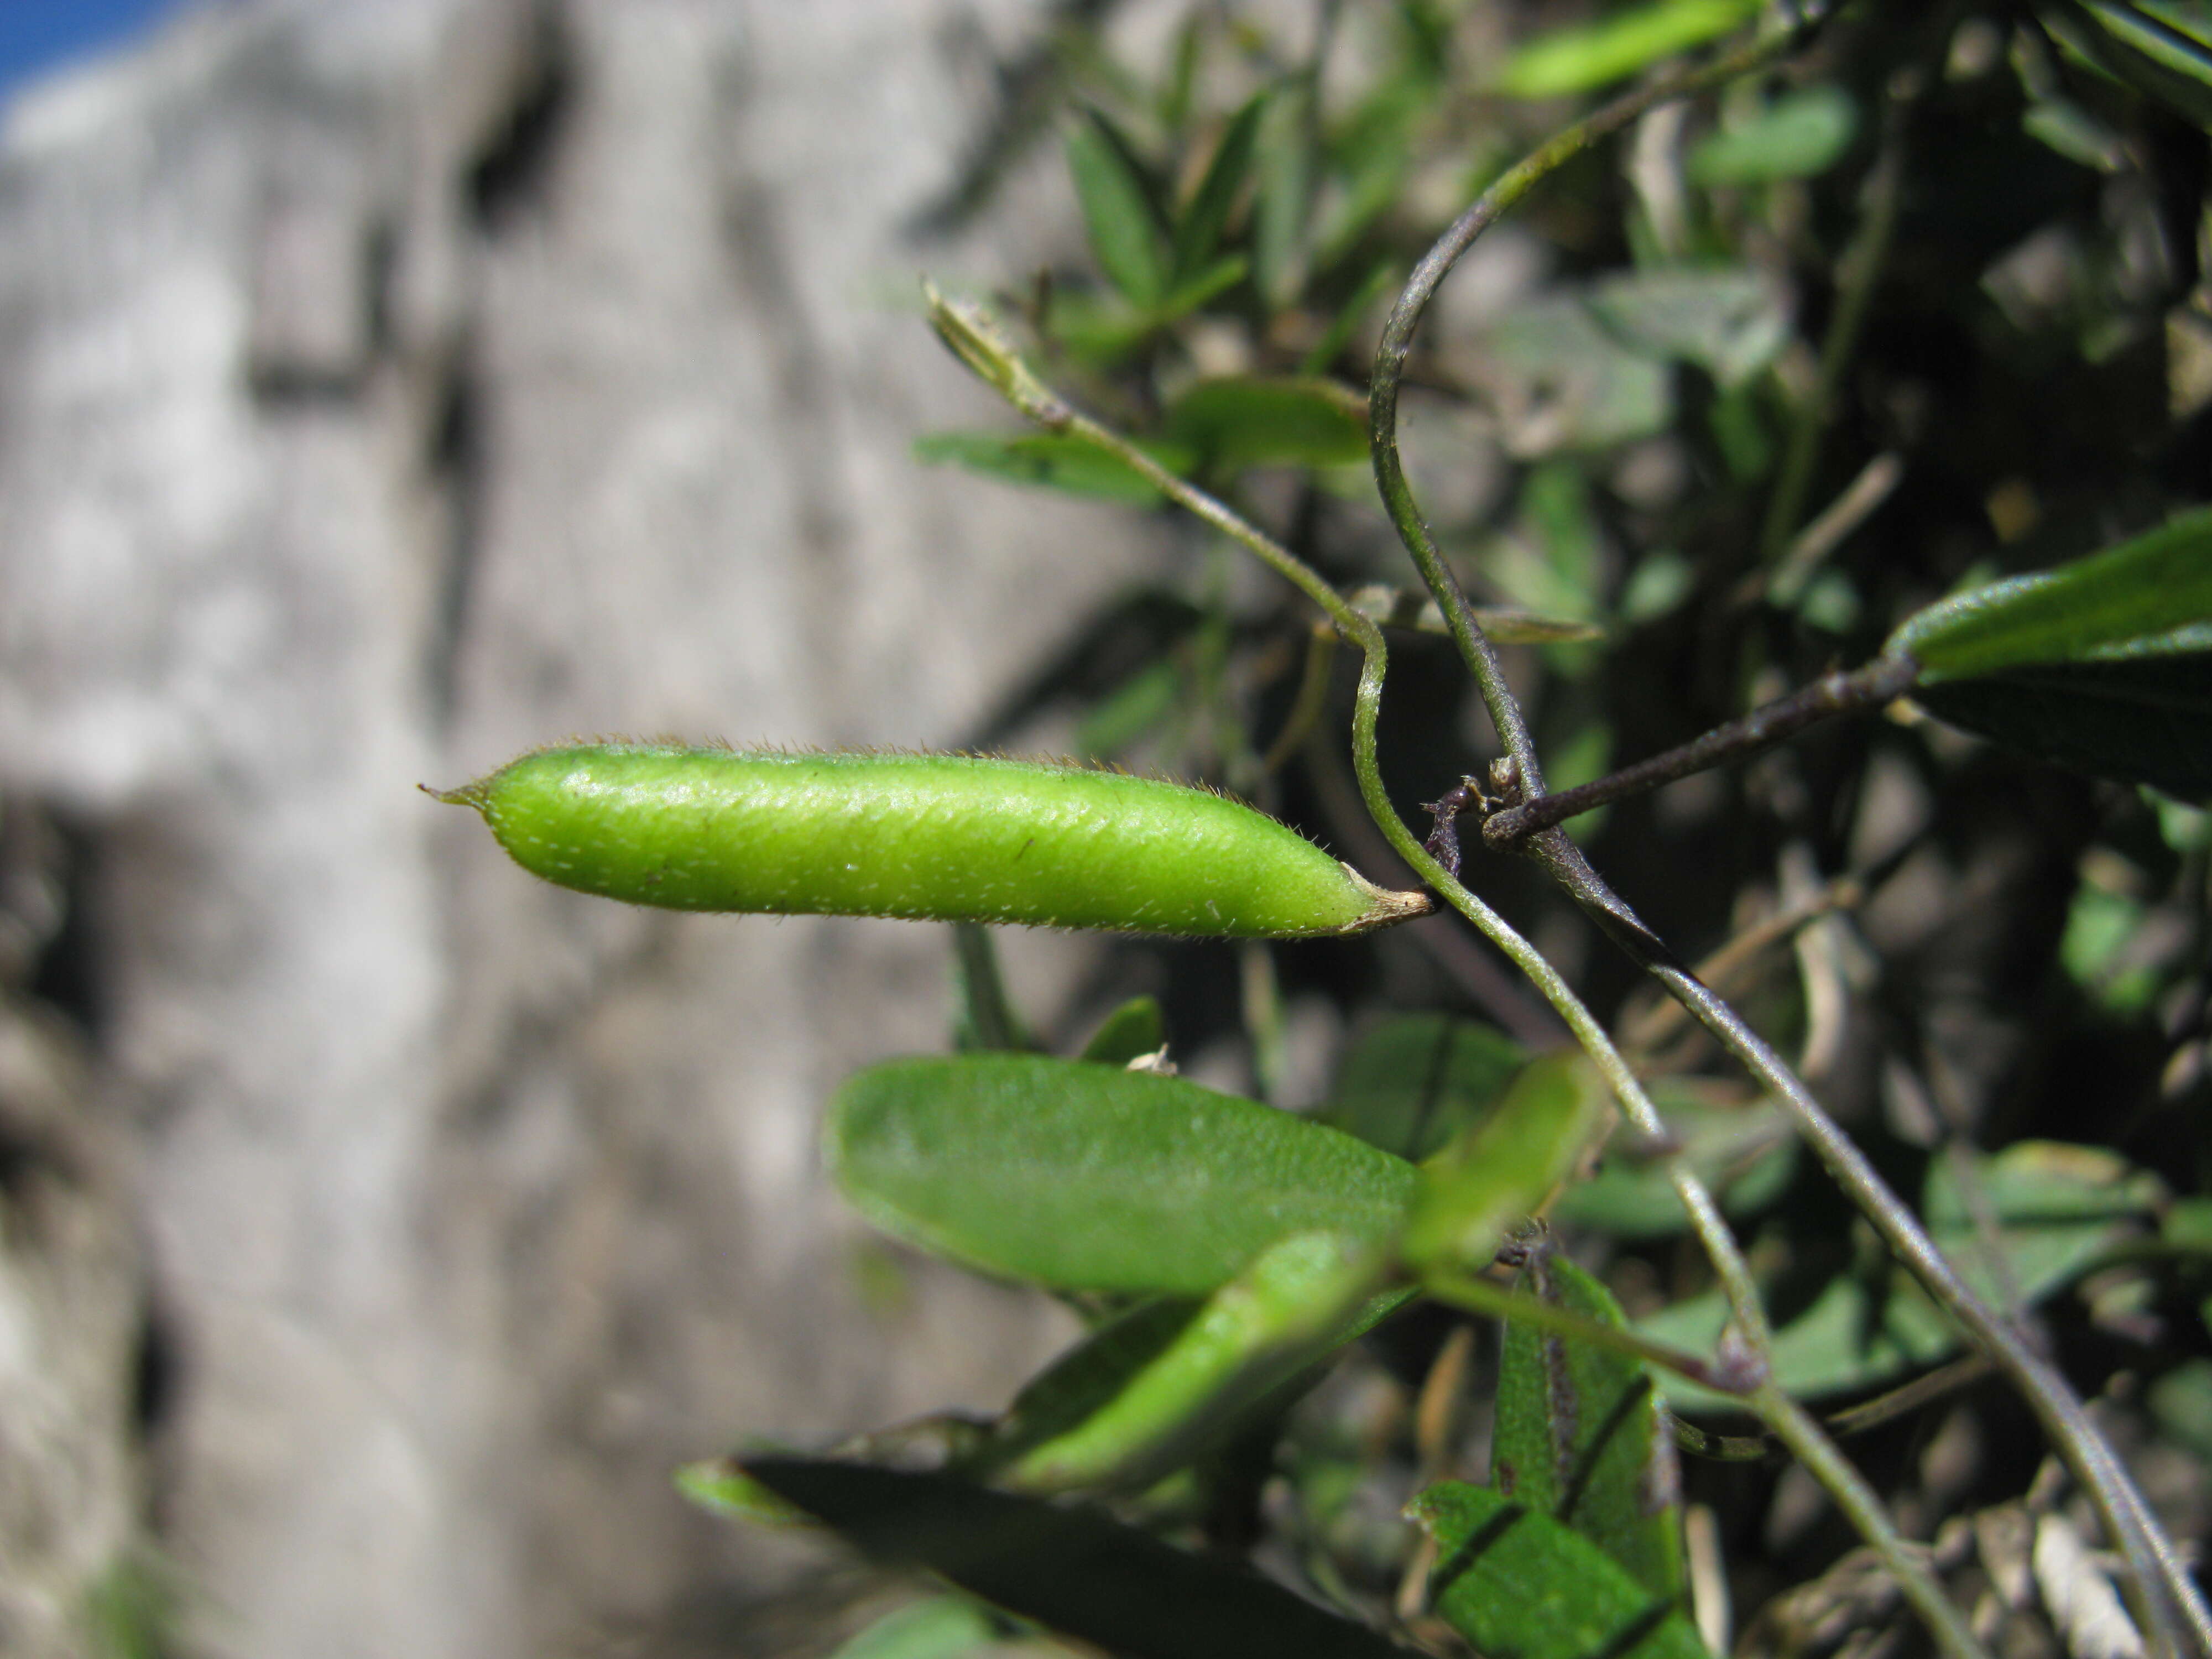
[2041,0,2212,131]
[742,1458,1411,1659]
[1911,656,2212,801]
[1686,86,1859,185]
[1551,1082,1796,1239]
[1408,1484,1712,1659]
[1320,1013,1527,1161]
[1491,1250,1685,1602]
[1078,995,1167,1065]
[999,1232,1400,1493]
[1067,110,1170,308]
[829,1055,1417,1295]
[1402,1052,1612,1274]
[830,1597,1000,1659]
[1162,376,1369,472]
[1171,93,1266,285]
[1587,268,1792,389]
[1890,508,2212,680]
[1494,0,1761,98]
[913,431,1191,504]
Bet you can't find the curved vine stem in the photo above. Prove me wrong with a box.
[1359,17,2207,1659]
[922,284,1986,1659]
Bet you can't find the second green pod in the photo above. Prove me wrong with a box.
[444,744,1432,940]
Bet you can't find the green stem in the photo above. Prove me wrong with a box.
[925,287,1982,1659]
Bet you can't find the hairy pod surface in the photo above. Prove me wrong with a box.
[441,744,1431,938]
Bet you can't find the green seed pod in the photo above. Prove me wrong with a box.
[439,743,1431,939]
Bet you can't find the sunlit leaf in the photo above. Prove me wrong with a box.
[1495,0,1762,98]
[995,1232,1403,1494]
[829,1055,1416,1295]
[1686,86,1860,184]
[1491,1250,1686,1601]
[1402,1052,1613,1274]
[742,1458,1411,1659]
[1408,1484,1712,1659]
[2040,0,2212,131]
[829,1597,1001,1659]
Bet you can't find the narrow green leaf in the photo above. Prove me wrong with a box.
[828,1054,1417,1295]
[741,1458,1412,1659]
[1078,995,1167,1065]
[1253,85,1314,309]
[2042,0,2212,131]
[1162,376,1370,472]
[1551,1082,1797,1238]
[1000,1231,1396,1493]
[1924,1140,2164,1312]
[1889,508,2212,681]
[1686,86,1860,185]
[1402,1052,1612,1274]
[1074,660,1182,759]
[1494,0,1761,98]
[913,431,1191,504]
[1319,1013,1527,1162]
[1408,1484,1712,1659]
[1910,656,2212,801]
[1066,110,1171,308]
[1587,268,1793,389]
[676,1457,810,1528]
[1171,93,1267,285]
[1491,1249,1685,1603]
[829,1597,1000,1659]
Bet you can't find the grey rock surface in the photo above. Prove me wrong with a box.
[0,1,1155,1652]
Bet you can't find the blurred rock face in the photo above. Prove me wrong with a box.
[0,1,1148,1653]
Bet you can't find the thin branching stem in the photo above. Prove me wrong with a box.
[922,291,1984,1658]
[1358,17,2206,1656]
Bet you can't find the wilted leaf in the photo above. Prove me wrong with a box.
[828,1055,1416,1295]
[1408,1484,1712,1659]
[1686,86,1860,185]
[1494,0,1762,98]
[742,1458,1411,1659]
[1491,1249,1686,1601]
[1402,1052,1613,1274]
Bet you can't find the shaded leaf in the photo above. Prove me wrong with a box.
[1162,375,1369,472]
[1552,1082,1797,1239]
[742,1458,1411,1659]
[2041,0,2212,131]
[1319,1013,1527,1162]
[914,431,1192,504]
[1687,86,1860,184]
[1477,296,1673,455]
[1491,1249,1686,1602]
[1078,995,1167,1065]
[1172,93,1266,285]
[1494,0,1761,98]
[1067,109,1170,308]
[1924,1140,2164,1312]
[1911,655,2212,801]
[828,1055,1416,1295]
[1074,660,1182,759]
[1408,1484,1712,1659]
[1402,1052,1613,1274]
[997,1231,1402,1494]
[1588,267,1793,389]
